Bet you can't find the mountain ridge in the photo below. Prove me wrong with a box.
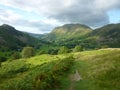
[43,23,120,49]
[44,23,92,41]
[0,24,39,50]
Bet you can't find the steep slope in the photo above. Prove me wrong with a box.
[0,24,39,50]
[89,23,120,47]
[44,24,92,41]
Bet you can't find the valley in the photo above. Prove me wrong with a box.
[0,23,120,90]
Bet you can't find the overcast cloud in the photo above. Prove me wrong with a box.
[0,0,120,33]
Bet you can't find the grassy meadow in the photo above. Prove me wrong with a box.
[0,48,120,90]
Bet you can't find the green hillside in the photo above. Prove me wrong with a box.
[0,24,39,50]
[44,23,120,49]
[0,24,42,60]
[89,23,120,47]
[44,24,92,41]
[0,48,120,90]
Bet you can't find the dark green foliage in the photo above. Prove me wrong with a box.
[48,49,58,55]
[11,52,21,60]
[21,47,34,58]
[73,45,83,52]
[0,56,7,62]
[58,46,69,54]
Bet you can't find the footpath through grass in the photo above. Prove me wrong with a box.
[73,48,120,90]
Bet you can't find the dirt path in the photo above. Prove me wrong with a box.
[69,70,82,90]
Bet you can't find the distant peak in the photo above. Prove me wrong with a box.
[2,24,11,27]
[1,24,15,29]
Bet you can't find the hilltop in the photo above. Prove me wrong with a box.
[44,24,92,41]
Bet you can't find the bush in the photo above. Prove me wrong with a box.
[58,46,69,54]
[0,56,7,62]
[11,52,21,60]
[48,49,58,55]
[101,45,109,49]
[21,46,34,58]
[73,45,83,52]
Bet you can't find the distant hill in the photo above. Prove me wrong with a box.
[26,32,45,38]
[0,24,39,51]
[89,23,120,47]
[44,24,92,41]
[43,23,120,49]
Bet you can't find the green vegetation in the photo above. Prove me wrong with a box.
[73,48,120,90]
[73,45,83,52]
[0,55,74,90]
[33,56,74,90]
[0,24,40,59]
[0,23,120,90]
[0,48,120,90]
[45,24,92,41]
[58,46,69,54]
[0,24,39,51]
[11,52,21,60]
[44,23,120,49]
[22,47,35,58]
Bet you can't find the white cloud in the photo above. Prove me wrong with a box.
[0,9,22,23]
[0,0,120,33]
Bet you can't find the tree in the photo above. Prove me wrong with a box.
[58,46,69,54]
[21,47,34,58]
[73,45,83,52]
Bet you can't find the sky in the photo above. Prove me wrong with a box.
[0,0,120,34]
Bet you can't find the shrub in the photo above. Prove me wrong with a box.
[21,46,34,58]
[58,46,69,54]
[0,56,7,62]
[101,45,109,49]
[73,45,83,52]
[11,52,21,60]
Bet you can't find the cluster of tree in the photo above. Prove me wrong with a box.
[0,44,110,63]
[55,45,84,54]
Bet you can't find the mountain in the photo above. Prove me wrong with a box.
[89,23,120,47]
[44,24,92,41]
[0,24,39,51]
[43,23,120,49]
